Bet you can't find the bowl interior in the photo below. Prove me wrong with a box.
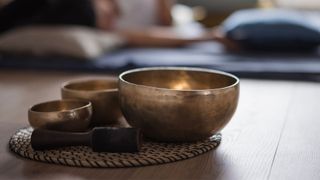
[121,69,238,90]
[31,100,90,112]
[64,79,117,91]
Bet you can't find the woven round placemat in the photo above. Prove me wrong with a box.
[9,127,221,168]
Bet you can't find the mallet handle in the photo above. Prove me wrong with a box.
[31,129,91,150]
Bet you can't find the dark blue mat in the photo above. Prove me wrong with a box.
[1,42,320,81]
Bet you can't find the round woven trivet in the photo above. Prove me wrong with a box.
[9,127,221,168]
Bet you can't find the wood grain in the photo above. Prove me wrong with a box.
[0,70,319,180]
[269,82,320,180]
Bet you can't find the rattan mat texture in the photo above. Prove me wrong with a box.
[9,127,221,168]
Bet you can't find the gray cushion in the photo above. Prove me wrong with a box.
[222,9,320,50]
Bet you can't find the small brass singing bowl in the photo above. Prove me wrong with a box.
[28,100,92,132]
[61,79,123,127]
[119,67,240,142]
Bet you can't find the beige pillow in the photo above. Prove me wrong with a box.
[0,26,125,59]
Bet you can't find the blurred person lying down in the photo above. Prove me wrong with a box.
[0,0,214,47]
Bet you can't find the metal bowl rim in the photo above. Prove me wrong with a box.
[29,99,92,114]
[119,67,240,93]
[61,79,118,93]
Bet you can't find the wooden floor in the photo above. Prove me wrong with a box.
[0,70,319,180]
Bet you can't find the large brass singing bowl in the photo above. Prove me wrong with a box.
[119,67,240,142]
[61,79,122,126]
[28,99,92,132]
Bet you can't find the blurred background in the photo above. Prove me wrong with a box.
[176,0,320,26]
[1,0,320,27]
[1,0,320,80]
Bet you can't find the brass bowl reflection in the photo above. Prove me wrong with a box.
[119,67,240,142]
[28,99,92,132]
[61,79,123,126]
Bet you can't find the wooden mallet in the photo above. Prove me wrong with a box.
[31,127,142,152]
